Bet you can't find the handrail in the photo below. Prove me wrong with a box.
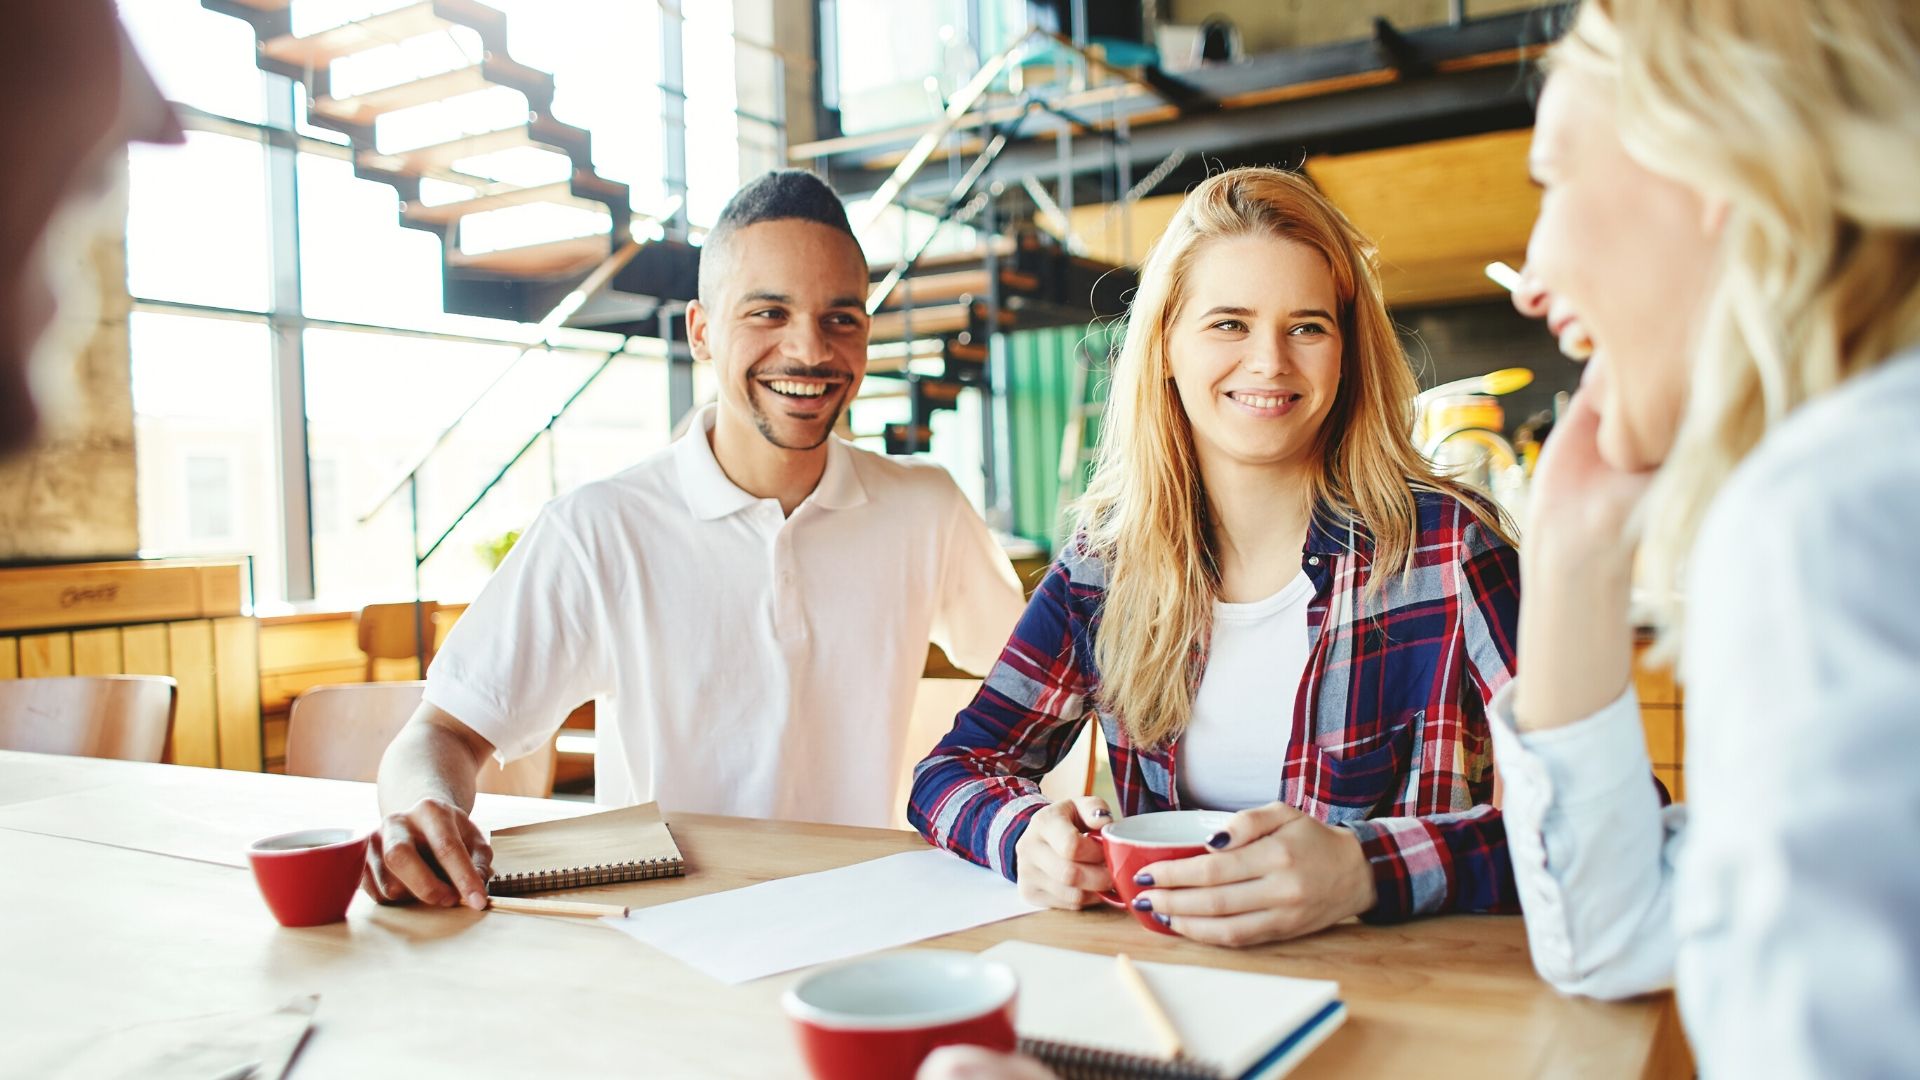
[850,27,1041,236]
[357,233,649,525]
[414,341,629,566]
[851,27,1143,238]
[867,98,1038,314]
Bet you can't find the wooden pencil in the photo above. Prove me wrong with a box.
[1115,952,1183,1060]
[488,895,629,918]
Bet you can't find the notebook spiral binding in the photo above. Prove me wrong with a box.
[487,857,683,897]
[1021,1037,1222,1080]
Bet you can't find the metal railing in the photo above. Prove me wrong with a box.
[376,25,1155,619]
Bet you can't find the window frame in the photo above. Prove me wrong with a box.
[127,5,784,609]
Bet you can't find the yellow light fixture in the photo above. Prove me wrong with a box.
[1477,367,1534,396]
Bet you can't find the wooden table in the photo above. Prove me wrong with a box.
[0,752,1691,1078]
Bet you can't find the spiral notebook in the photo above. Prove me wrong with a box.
[486,802,685,896]
[979,942,1346,1080]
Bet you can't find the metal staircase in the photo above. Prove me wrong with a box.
[197,1,1141,589]
[203,0,699,324]
[864,228,1131,454]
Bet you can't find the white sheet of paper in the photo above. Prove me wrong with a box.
[605,849,1041,984]
[0,771,590,868]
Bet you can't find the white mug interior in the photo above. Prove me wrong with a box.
[1101,809,1236,847]
[782,950,1017,1032]
[251,827,358,853]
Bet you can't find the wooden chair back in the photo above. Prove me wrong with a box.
[354,601,442,679]
[286,681,556,797]
[0,675,178,762]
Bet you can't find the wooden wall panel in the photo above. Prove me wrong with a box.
[1069,130,1539,308]
[19,633,73,678]
[167,620,219,769]
[0,559,247,632]
[213,617,262,772]
[1639,710,1680,766]
[257,617,360,672]
[1635,644,1687,802]
[120,624,171,677]
[70,628,124,676]
[0,636,16,679]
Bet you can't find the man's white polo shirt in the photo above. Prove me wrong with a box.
[423,404,1024,828]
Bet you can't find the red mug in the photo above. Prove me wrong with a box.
[247,827,371,927]
[1090,810,1235,935]
[783,950,1019,1080]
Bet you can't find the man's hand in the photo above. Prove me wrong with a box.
[1013,796,1115,908]
[362,796,493,909]
[1129,802,1375,946]
[365,704,497,908]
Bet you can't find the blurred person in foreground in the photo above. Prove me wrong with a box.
[0,2,179,461]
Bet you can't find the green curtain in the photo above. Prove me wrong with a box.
[1003,321,1119,550]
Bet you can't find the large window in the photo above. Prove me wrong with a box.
[121,3,784,610]
[119,0,271,125]
[130,312,283,603]
[684,2,743,228]
[126,133,272,312]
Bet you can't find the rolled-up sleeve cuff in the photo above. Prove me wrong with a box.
[1488,682,1649,813]
[985,794,1050,881]
[421,674,544,765]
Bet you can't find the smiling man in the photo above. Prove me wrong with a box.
[365,171,1025,910]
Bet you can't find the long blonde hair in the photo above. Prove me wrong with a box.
[1075,167,1507,749]
[1556,0,1920,641]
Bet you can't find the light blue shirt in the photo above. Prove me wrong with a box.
[1491,348,1920,1078]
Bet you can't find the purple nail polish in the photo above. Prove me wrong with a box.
[1131,896,1153,912]
[1154,913,1171,927]
[1091,808,1112,818]
[1206,830,1230,849]
[1133,871,1154,887]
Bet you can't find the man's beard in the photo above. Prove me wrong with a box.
[746,367,847,451]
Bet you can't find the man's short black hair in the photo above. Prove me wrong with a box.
[697,169,861,303]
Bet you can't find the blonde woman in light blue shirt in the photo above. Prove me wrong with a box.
[1492,0,1920,1076]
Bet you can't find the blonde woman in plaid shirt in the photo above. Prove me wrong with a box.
[910,167,1522,945]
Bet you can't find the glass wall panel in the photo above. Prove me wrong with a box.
[126,133,272,312]
[130,312,283,604]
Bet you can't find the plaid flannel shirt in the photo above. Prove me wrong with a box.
[908,490,1521,922]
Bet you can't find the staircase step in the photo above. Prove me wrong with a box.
[883,422,935,456]
[868,302,1016,344]
[869,303,971,341]
[260,1,505,71]
[867,235,1016,277]
[359,121,587,179]
[310,59,551,128]
[403,174,626,227]
[879,267,1040,310]
[946,339,988,363]
[445,234,610,277]
[865,344,949,376]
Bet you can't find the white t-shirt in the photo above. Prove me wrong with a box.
[1176,571,1316,811]
[424,405,1025,828]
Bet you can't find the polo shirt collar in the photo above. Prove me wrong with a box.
[672,403,868,520]
[807,434,868,511]
[674,405,759,521]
